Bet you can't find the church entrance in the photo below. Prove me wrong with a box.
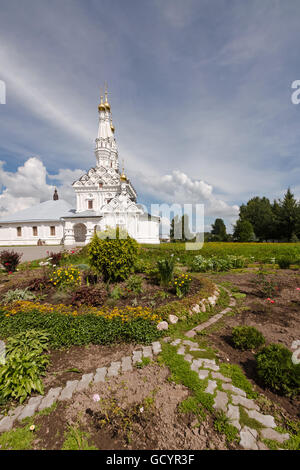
[73,223,87,243]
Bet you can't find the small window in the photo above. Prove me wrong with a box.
[50,226,56,236]
[33,226,38,236]
[99,183,103,188]
[17,227,22,237]
[88,200,93,209]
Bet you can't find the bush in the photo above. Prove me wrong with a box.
[232,326,265,351]
[48,251,63,266]
[0,330,50,403]
[191,255,247,273]
[50,266,81,289]
[255,343,300,397]
[277,256,292,269]
[125,275,143,295]
[88,231,138,283]
[0,250,22,273]
[157,257,175,287]
[171,273,192,298]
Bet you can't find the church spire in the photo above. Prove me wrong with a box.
[53,188,59,200]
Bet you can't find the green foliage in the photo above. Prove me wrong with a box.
[191,254,247,272]
[171,273,192,298]
[0,310,162,349]
[135,356,151,369]
[0,250,22,273]
[213,411,239,443]
[211,218,227,241]
[232,326,265,351]
[219,363,257,399]
[156,257,175,287]
[0,330,50,403]
[2,288,37,304]
[0,423,36,450]
[109,285,123,300]
[233,219,255,242]
[253,265,278,298]
[88,231,138,282]
[255,343,300,397]
[125,275,143,295]
[277,256,292,269]
[62,426,97,450]
[50,266,81,289]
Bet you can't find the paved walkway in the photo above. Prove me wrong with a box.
[0,246,74,262]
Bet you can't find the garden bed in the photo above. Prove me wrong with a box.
[204,269,300,421]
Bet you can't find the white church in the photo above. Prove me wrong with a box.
[0,91,160,246]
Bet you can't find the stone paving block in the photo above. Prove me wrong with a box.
[168,314,178,324]
[213,391,228,411]
[132,350,143,364]
[226,404,240,421]
[222,383,246,397]
[211,372,232,383]
[184,354,193,363]
[58,380,79,401]
[239,426,258,450]
[190,359,202,372]
[18,396,43,422]
[171,339,181,346]
[152,341,162,355]
[0,415,16,433]
[260,428,290,443]
[121,356,133,373]
[198,369,209,380]
[142,346,153,359]
[201,359,219,372]
[183,340,197,348]
[200,303,206,313]
[76,373,94,392]
[94,367,107,383]
[185,330,196,338]
[107,361,121,377]
[246,409,276,429]
[177,346,185,355]
[231,394,259,411]
[205,380,217,395]
[257,441,269,450]
[8,405,24,418]
[162,337,171,343]
[38,387,62,411]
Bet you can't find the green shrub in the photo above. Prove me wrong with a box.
[157,257,175,287]
[0,330,50,403]
[0,250,22,273]
[171,273,192,298]
[125,275,143,295]
[0,310,161,349]
[255,344,300,397]
[88,231,138,283]
[232,326,265,351]
[191,255,247,273]
[277,257,292,269]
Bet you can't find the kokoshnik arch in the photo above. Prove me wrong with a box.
[0,88,160,246]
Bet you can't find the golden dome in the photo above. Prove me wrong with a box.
[120,171,127,182]
[104,100,111,111]
[98,95,105,112]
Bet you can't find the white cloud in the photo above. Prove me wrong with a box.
[0,157,84,218]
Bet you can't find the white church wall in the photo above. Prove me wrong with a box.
[0,222,64,246]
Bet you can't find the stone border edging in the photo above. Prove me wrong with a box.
[0,341,162,434]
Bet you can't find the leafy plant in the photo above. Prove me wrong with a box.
[0,330,50,403]
[171,273,192,298]
[0,250,22,273]
[48,251,63,266]
[252,265,278,298]
[255,343,300,397]
[88,230,138,283]
[191,255,247,273]
[50,266,81,290]
[2,288,37,304]
[232,326,265,351]
[157,257,175,287]
[125,275,143,295]
[213,410,239,443]
[277,256,292,269]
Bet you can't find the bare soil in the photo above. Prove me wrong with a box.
[33,364,234,450]
[205,268,300,420]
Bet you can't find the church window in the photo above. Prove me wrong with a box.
[17,227,22,237]
[33,226,38,236]
[88,200,93,209]
[50,226,56,236]
[99,183,103,188]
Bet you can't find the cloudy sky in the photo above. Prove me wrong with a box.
[0,0,300,233]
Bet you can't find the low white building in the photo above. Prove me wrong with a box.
[0,91,160,246]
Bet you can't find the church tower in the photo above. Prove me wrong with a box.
[72,86,137,213]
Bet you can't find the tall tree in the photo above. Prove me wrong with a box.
[233,219,255,242]
[276,188,299,241]
[211,218,227,241]
[239,197,274,241]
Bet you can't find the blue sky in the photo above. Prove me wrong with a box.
[0,0,300,232]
